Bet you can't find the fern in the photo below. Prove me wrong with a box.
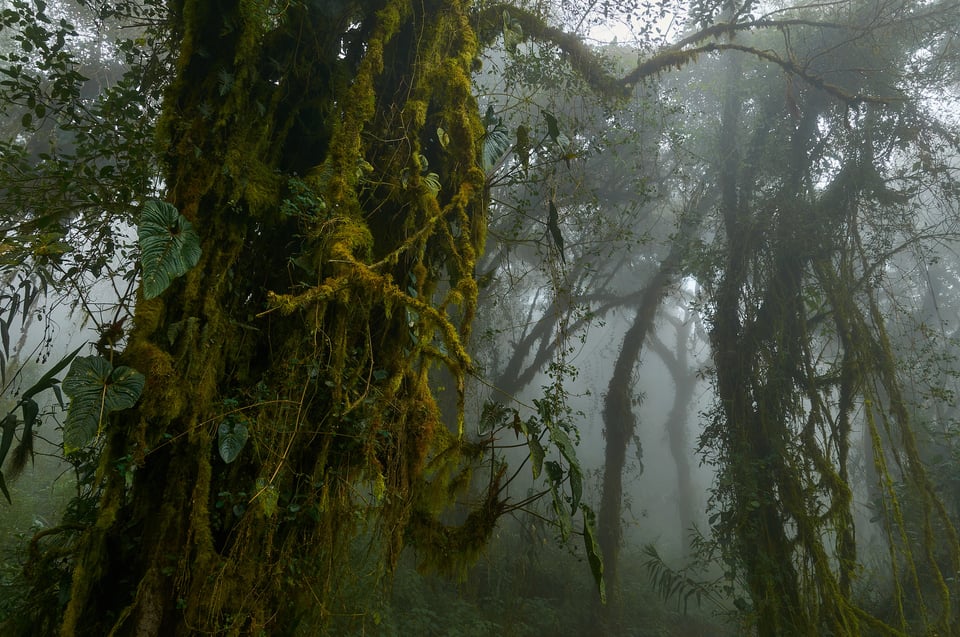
[423,172,441,196]
[642,544,727,614]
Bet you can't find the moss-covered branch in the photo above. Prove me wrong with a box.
[474,3,628,96]
[475,4,901,105]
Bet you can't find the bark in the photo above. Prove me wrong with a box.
[647,317,697,556]
[708,48,813,634]
[705,46,877,635]
[597,264,675,592]
[23,2,500,635]
[595,202,706,630]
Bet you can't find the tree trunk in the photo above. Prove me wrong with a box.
[708,46,816,634]
[596,205,705,629]
[647,316,698,556]
[37,2,501,635]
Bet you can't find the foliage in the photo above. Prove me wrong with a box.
[216,419,248,465]
[477,389,604,600]
[137,201,202,301]
[0,344,81,503]
[365,528,731,637]
[690,7,960,633]
[61,355,144,453]
[0,0,958,635]
[2,1,518,633]
[0,279,40,386]
[642,543,730,616]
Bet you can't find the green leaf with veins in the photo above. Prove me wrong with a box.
[139,200,202,300]
[62,356,144,453]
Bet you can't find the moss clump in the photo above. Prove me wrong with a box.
[122,339,181,420]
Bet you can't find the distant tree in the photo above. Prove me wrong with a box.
[698,1,960,633]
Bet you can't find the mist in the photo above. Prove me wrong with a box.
[2,0,960,635]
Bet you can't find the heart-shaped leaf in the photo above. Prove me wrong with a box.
[581,504,606,604]
[218,420,249,464]
[139,200,202,300]
[62,356,145,453]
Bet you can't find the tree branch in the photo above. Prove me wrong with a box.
[475,4,904,105]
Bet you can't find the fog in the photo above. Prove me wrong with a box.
[2,0,960,635]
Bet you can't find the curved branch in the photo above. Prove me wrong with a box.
[474,3,628,97]
[625,42,898,104]
[475,4,903,105]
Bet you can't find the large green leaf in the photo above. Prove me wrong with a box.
[218,420,249,464]
[545,460,572,540]
[528,435,545,479]
[138,200,202,300]
[62,356,145,453]
[568,464,583,514]
[543,110,560,144]
[537,401,583,512]
[482,123,511,173]
[581,504,606,604]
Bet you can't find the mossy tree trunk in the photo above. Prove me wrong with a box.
[647,312,699,557]
[596,204,704,631]
[34,2,500,635]
[705,43,960,635]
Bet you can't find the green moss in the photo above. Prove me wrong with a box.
[56,3,502,633]
[123,339,182,419]
[224,146,281,215]
[406,462,507,580]
[131,296,165,336]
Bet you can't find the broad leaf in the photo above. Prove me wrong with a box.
[543,415,581,488]
[0,317,9,357]
[62,356,145,453]
[20,398,39,432]
[528,435,545,479]
[218,420,249,464]
[545,460,571,540]
[0,414,16,472]
[568,464,583,514]
[482,124,511,173]
[436,126,449,149]
[543,110,560,144]
[581,504,606,604]
[139,200,202,300]
[51,383,65,409]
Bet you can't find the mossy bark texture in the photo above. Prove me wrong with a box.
[707,52,960,637]
[48,2,495,635]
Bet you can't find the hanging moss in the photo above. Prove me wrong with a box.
[32,2,511,635]
[704,80,960,635]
